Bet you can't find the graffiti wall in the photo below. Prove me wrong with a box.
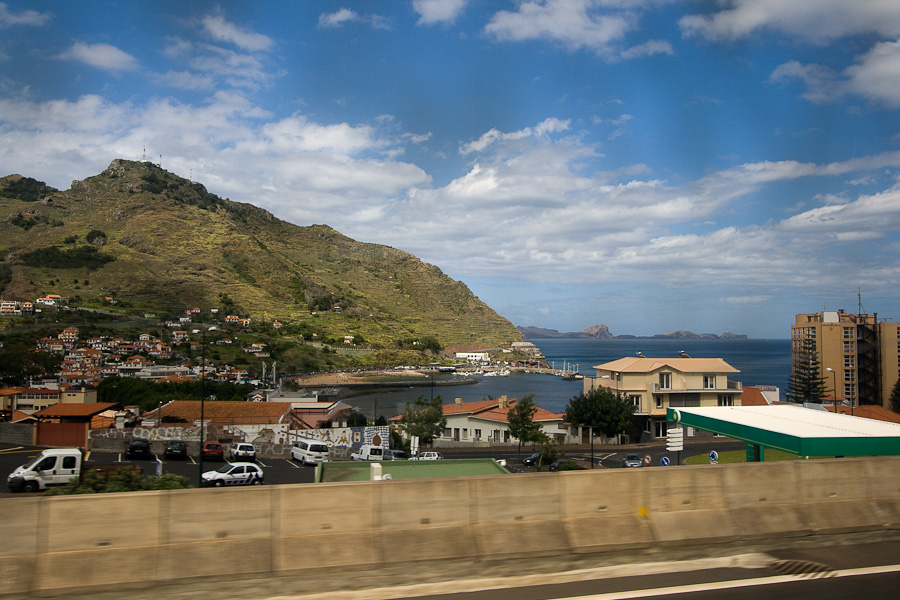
[89,425,391,459]
[286,426,389,449]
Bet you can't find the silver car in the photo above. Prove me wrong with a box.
[230,443,256,461]
[622,453,643,468]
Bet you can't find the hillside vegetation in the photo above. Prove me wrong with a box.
[0,160,520,351]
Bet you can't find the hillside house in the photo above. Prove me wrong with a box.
[586,355,743,442]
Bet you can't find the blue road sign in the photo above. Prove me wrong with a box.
[661,456,670,466]
[709,450,719,463]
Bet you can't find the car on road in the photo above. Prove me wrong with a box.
[622,453,643,468]
[411,451,443,460]
[125,439,153,460]
[202,442,224,461]
[201,462,264,487]
[549,460,585,471]
[164,440,188,461]
[230,443,256,461]
[522,452,547,467]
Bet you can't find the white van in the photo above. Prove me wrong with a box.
[350,444,384,461]
[291,438,330,465]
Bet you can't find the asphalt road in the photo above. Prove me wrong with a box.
[271,539,900,600]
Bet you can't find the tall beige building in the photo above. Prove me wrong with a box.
[792,310,900,408]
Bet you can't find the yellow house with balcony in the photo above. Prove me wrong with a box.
[584,354,742,443]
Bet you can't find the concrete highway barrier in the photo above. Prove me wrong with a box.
[2,456,900,597]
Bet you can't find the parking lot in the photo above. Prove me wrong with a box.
[1,439,746,493]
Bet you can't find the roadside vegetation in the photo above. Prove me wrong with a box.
[43,467,191,495]
[684,449,803,464]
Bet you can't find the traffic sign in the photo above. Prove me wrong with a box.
[709,450,719,464]
[666,427,684,452]
[643,454,651,466]
[660,457,670,466]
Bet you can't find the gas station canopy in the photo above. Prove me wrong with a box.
[667,405,900,459]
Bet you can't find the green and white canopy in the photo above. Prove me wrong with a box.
[668,405,900,457]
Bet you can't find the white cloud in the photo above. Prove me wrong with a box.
[149,70,216,91]
[0,2,50,27]
[318,9,390,30]
[413,0,468,26]
[59,42,138,72]
[484,0,636,58]
[201,14,273,52]
[845,40,900,107]
[459,118,571,154]
[619,39,673,60]
[318,8,358,28]
[679,0,900,43]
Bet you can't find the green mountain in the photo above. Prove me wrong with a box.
[0,159,520,349]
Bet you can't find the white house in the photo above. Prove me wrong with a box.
[392,396,580,447]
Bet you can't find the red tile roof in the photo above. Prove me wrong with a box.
[739,386,769,406]
[34,402,118,418]
[145,400,294,425]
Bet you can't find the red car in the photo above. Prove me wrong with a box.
[202,442,224,461]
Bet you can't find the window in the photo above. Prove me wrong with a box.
[655,421,668,438]
[62,456,77,469]
[629,394,641,411]
[703,375,716,389]
[659,372,671,389]
[655,396,663,409]
[844,384,854,398]
[843,341,854,353]
[462,429,468,440]
[474,429,481,439]
[844,355,854,368]
[843,327,853,339]
[717,395,734,406]
[443,428,451,438]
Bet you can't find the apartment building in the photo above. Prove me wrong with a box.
[792,310,900,409]
[585,355,742,442]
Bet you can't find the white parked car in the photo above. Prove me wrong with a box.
[201,462,264,487]
[411,451,443,461]
[291,438,329,465]
[230,443,256,461]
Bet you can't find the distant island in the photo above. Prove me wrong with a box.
[517,325,748,340]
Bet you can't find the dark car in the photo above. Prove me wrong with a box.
[522,452,546,467]
[549,460,586,472]
[125,438,153,460]
[164,440,188,461]
[385,449,408,460]
[202,442,224,461]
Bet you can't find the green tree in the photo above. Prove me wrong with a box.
[507,394,545,463]
[786,337,827,403]
[889,378,900,414]
[399,395,447,447]
[565,387,636,468]
[347,410,368,427]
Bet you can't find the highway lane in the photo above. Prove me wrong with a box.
[271,541,900,600]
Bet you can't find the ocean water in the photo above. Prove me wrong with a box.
[347,338,792,418]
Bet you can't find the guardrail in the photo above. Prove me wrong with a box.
[2,455,899,597]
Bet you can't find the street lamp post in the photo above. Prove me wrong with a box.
[826,367,837,413]
[194,326,216,484]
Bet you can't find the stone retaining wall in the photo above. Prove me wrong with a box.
[2,456,899,598]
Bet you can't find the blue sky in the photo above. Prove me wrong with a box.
[2,1,900,339]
